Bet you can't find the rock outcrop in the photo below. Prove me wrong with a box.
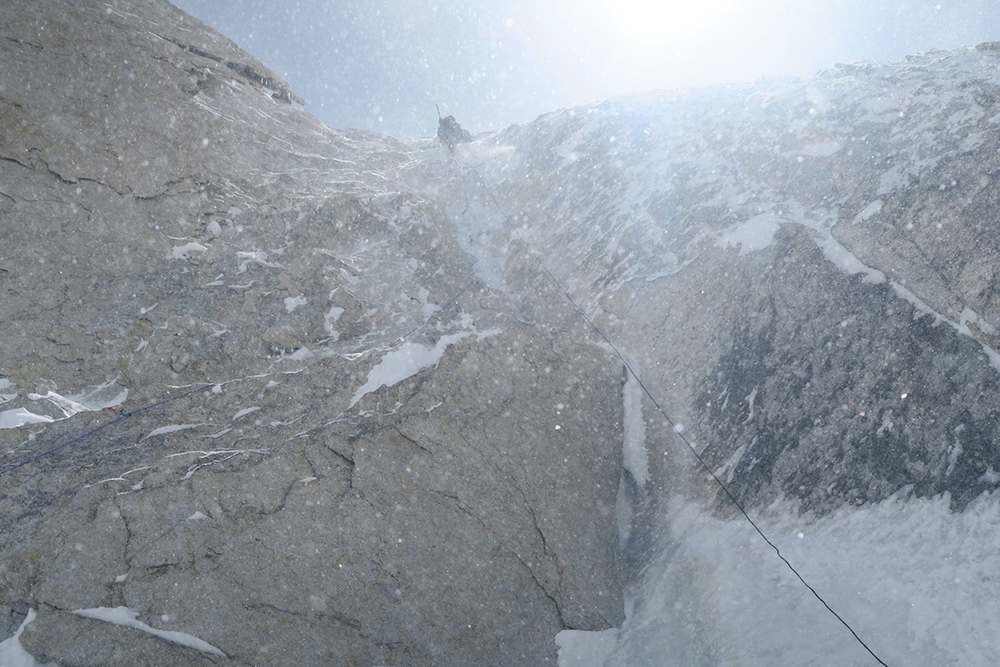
[0,1,624,665]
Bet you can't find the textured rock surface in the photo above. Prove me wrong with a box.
[8,0,1000,665]
[468,51,1000,517]
[0,1,624,665]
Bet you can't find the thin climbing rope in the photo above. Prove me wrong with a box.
[459,153,890,667]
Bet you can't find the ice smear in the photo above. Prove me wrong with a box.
[813,231,1000,370]
[28,380,129,418]
[70,607,226,658]
[816,234,887,283]
[577,491,1000,666]
[0,609,59,667]
[349,329,499,408]
[50,380,126,413]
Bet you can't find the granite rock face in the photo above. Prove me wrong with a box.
[0,1,624,665]
[7,0,1000,664]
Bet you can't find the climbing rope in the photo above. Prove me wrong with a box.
[1,140,888,665]
[457,151,890,667]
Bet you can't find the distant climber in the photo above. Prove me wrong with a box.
[437,106,472,151]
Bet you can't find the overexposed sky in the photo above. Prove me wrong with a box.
[172,0,1000,137]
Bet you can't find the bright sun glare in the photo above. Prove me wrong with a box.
[602,0,738,43]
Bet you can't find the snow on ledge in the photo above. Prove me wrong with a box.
[70,606,226,658]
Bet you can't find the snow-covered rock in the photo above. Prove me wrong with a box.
[5,0,1000,665]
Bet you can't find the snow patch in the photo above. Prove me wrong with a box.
[718,214,781,255]
[143,423,207,439]
[980,467,1000,484]
[0,608,58,667]
[205,220,222,237]
[0,380,128,430]
[795,140,842,157]
[70,607,226,658]
[170,243,207,260]
[284,295,307,312]
[349,329,499,408]
[0,378,16,404]
[600,491,1000,665]
[236,249,284,273]
[231,406,260,421]
[286,347,314,361]
[324,306,345,339]
[853,199,883,223]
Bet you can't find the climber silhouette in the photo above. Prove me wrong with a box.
[437,105,472,151]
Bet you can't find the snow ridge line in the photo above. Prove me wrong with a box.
[460,156,891,667]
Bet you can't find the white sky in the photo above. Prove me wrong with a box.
[171,0,1000,137]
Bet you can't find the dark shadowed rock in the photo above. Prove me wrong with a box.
[467,56,1000,517]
